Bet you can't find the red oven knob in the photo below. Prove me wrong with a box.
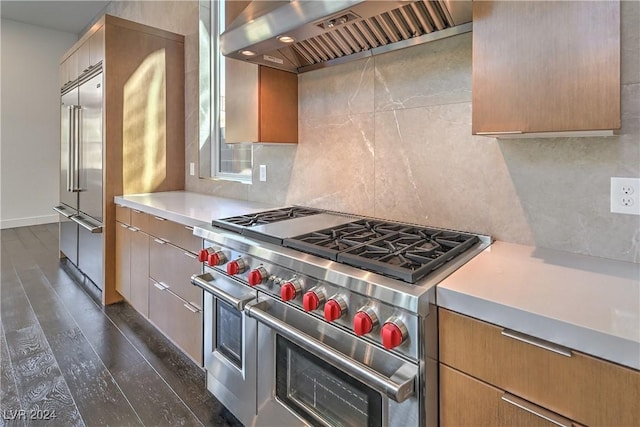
[207,250,227,266]
[353,307,378,336]
[281,280,301,301]
[381,317,408,350]
[302,287,325,311]
[226,259,246,275]
[198,248,211,262]
[324,295,347,322]
[248,267,268,286]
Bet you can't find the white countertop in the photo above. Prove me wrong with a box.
[114,191,277,227]
[437,241,640,370]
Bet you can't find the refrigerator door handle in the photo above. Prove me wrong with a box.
[53,205,74,218]
[73,106,82,192]
[76,106,84,191]
[67,105,74,192]
[70,215,102,233]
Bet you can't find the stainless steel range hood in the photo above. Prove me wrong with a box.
[221,0,472,73]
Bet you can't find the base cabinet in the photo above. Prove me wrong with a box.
[439,308,640,426]
[149,278,203,364]
[440,365,577,427]
[115,205,203,364]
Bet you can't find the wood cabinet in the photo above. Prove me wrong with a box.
[115,212,150,317]
[149,278,203,364]
[223,0,297,144]
[60,15,185,305]
[60,23,105,87]
[440,365,575,427]
[225,60,298,144]
[115,205,203,365]
[439,308,640,426]
[472,1,620,137]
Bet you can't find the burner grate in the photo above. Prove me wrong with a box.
[285,221,480,283]
[213,207,323,232]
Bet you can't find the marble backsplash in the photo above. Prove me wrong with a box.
[101,1,640,263]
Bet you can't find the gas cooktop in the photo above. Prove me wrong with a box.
[211,208,485,284]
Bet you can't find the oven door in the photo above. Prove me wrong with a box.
[246,295,421,427]
[191,270,258,426]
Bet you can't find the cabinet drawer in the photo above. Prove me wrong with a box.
[148,215,201,252]
[115,205,131,224]
[440,364,578,427]
[149,278,203,365]
[439,308,640,426]
[130,209,150,233]
[149,238,203,308]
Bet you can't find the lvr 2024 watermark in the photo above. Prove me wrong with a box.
[2,409,57,421]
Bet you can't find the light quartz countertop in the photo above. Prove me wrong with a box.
[114,191,640,370]
[114,191,277,227]
[437,241,640,370]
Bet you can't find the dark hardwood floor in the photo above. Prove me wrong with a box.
[0,224,243,427]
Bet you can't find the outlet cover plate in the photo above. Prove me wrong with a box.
[259,165,267,182]
[610,177,640,215]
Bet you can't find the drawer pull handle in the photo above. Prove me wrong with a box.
[153,282,168,291]
[476,131,523,135]
[183,303,201,313]
[128,227,139,232]
[119,223,128,229]
[132,209,142,214]
[183,251,198,259]
[501,393,572,427]
[501,329,572,357]
[184,226,194,231]
[153,216,167,221]
[154,238,167,245]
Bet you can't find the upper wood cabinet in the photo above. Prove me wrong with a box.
[223,0,298,144]
[60,23,105,87]
[225,59,298,144]
[472,1,621,138]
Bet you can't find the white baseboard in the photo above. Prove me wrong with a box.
[0,214,59,230]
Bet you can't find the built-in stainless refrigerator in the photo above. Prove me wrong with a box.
[54,67,104,290]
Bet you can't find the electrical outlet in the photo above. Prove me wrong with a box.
[259,165,267,182]
[189,162,195,176]
[610,177,640,215]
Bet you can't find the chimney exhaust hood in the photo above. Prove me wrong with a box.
[221,0,472,74]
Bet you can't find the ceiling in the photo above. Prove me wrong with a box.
[0,1,111,35]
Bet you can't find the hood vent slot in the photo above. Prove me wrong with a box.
[222,0,472,73]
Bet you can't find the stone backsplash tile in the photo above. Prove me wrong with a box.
[285,113,376,216]
[374,32,472,111]
[299,57,374,119]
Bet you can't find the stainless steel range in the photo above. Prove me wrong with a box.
[191,207,491,427]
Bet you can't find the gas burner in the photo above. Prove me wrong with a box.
[213,207,323,232]
[283,219,410,259]
[338,229,480,283]
[285,221,480,283]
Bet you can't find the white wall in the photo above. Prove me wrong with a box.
[0,19,77,229]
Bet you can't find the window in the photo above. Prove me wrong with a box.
[211,0,252,182]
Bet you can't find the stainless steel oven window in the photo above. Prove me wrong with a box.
[215,298,242,368]
[275,335,383,427]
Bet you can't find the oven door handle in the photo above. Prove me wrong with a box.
[191,273,255,311]
[245,300,416,403]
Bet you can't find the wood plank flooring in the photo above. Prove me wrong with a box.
[0,224,243,427]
